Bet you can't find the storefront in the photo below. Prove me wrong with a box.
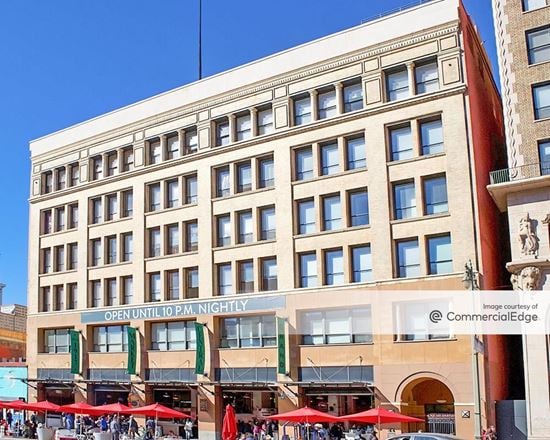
[92,384,130,405]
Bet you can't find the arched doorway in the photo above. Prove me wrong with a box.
[400,377,455,435]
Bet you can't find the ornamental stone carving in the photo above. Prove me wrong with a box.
[518,213,538,257]
[510,266,542,291]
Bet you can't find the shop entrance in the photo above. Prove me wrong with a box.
[222,389,277,432]
[304,389,373,417]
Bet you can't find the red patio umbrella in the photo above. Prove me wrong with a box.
[5,400,28,411]
[58,402,98,415]
[24,400,61,428]
[340,407,424,434]
[91,402,131,415]
[267,406,340,424]
[126,403,190,419]
[222,404,237,440]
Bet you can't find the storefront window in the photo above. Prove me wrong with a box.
[44,328,70,353]
[151,321,196,351]
[220,316,276,348]
[301,308,372,345]
[153,389,193,412]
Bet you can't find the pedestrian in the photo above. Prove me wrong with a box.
[184,418,193,440]
[100,415,109,432]
[129,415,138,439]
[110,415,121,440]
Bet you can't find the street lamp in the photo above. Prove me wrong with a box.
[463,259,480,291]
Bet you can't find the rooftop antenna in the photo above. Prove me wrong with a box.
[198,0,203,80]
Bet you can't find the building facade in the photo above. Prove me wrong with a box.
[490,0,550,438]
[28,1,507,439]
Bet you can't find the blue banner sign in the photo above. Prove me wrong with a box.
[81,295,286,324]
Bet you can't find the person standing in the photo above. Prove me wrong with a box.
[110,415,120,440]
[184,418,193,440]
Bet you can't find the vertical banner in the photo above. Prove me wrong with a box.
[195,322,206,375]
[277,317,286,375]
[69,330,80,374]
[127,327,137,375]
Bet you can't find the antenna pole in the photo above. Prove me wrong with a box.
[198,0,203,80]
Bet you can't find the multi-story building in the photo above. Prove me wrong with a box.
[490,0,550,438]
[27,1,508,438]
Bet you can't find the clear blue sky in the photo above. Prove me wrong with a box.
[0,0,498,305]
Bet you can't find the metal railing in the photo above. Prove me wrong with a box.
[489,162,550,184]
[361,0,434,24]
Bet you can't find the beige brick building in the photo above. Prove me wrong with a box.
[27,1,507,438]
[490,0,550,438]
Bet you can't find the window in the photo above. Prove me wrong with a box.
[93,325,128,352]
[121,147,134,172]
[149,272,161,302]
[523,0,548,12]
[325,249,344,285]
[238,210,253,244]
[42,248,52,273]
[91,198,102,224]
[149,227,161,257]
[185,174,198,204]
[346,136,366,170]
[151,321,196,350]
[260,206,276,240]
[301,308,372,345]
[390,125,413,161]
[527,26,550,64]
[320,142,339,175]
[343,81,363,112]
[185,267,199,298]
[55,246,65,272]
[91,280,102,308]
[166,179,179,208]
[166,133,180,160]
[218,263,233,295]
[216,167,231,197]
[349,190,369,226]
[70,163,80,187]
[106,152,118,176]
[237,162,252,192]
[67,284,77,310]
[396,301,449,341]
[122,190,133,217]
[415,60,439,94]
[428,234,453,275]
[420,119,444,155]
[149,139,162,164]
[323,195,342,230]
[539,140,550,175]
[217,215,231,247]
[294,95,312,125]
[216,119,230,146]
[424,176,448,214]
[68,243,78,270]
[56,167,66,190]
[295,147,313,180]
[122,232,133,262]
[300,253,317,288]
[55,207,65,232]
[220,316,276,348]
[298,199,315,234]
[54,285,64,311]
[42,171,53,194]
[122,276,133,305]
[167,270,180,300]
[41,287,51,312]
[397,239,420,278]
[393,181,416,219]
[352,245,373,282]
[185,221,198,252]
[68,204,78,229]
[184,128,198,154]
[258,156,274,188]
[236,112,251,141]
[257,106,273,135]
[106,194,117,221]
[149,183,161,211]
[261,258,277,291]
[533,83,550,119]
[166,224,179,255]
[91,156,103,180]
[106,278,117,306]
[42,210,52,234]
[106,236,117,264]
[386,67,409,101]
[318,88,337,119]
[44,329,70,353]
[91,239,102,266]
[238,260,254,293]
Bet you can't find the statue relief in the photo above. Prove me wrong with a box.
[518,213,538,257]
[510,266,542,291]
